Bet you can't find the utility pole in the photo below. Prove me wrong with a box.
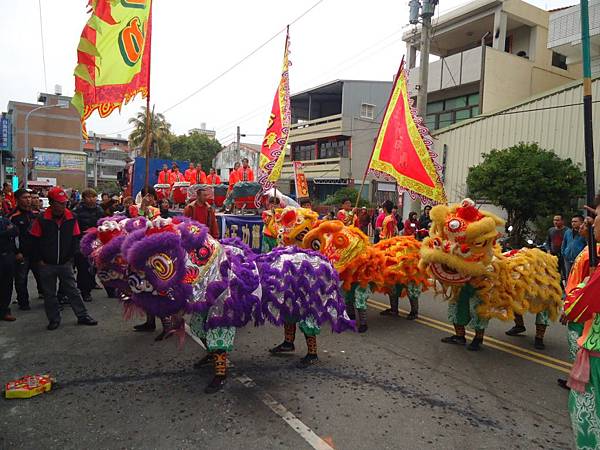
[580,0,597,269]
[407,0,438,214]
[236,126,241,162]
[93,133,100,188]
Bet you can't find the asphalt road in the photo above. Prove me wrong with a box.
[1,279,574,450]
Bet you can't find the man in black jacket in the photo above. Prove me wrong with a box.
[0,210,18,321]
[73,188,105,302]
[10,189,43,310]
[30,187,97,330]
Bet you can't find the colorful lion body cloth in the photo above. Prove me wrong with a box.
[120,216,354,392]
[419,198,562,351]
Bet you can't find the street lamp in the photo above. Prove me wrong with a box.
[24,102,69,189]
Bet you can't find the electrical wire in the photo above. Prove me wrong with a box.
[38,0,48,92]
[103,0,325,137]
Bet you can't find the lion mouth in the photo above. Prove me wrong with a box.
[430,263,471,284]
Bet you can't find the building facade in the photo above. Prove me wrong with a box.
[433,77,600,204]
[548,0,600,76]
[212,142,260,182]
[7,91,86,189]
[278,79,393,202]
[83,133,131,191]
[403,0,581,132]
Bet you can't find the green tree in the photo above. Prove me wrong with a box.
[323,186,370,208]
[170,131,223,171]
[128,106,172,158]
[466,142,585,247]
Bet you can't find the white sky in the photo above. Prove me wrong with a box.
[0,0,577,145]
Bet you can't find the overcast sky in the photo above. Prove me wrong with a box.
[0,0,577,145]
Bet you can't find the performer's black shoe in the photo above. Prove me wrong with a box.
[269,341,295,354]
[204,376,226,394]
[534,337,545,350]
[347,309,356,320]
[380,308,399,317]
[557,378,570,390]
[193,354,214,369]
[296,354,318,369]
[505,325,526,336]
[441,335,466,345]
[358,324,368,333]
[133,322,156,332]
[406,312,418,320]
[154,330,169,341]
[467,338,483,351]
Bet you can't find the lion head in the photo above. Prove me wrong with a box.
[420,198,504,285]
[273,207,320,247]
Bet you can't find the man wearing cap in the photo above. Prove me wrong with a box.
[30,187,97,330]
[184,187,219,238]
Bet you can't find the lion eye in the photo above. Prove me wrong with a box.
[310,239,321,251]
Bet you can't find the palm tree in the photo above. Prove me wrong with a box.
[128,105,172,158]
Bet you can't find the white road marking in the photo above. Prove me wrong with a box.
[184,324,334,450]
[2,349,17,360]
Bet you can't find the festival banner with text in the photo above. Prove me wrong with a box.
[293,161,309,199]
[72,0,153,137]
[257,29,291,196]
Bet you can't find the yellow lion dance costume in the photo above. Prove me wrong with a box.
[419,198,562,351]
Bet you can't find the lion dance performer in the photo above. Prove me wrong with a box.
[420,199,562,351]
[563,209,600,449]
[121,216,354,393]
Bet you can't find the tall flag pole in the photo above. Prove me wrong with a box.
[359,58,446,206]
[257,26,291,206]
[580,0,597,270]
[72,0,153,181]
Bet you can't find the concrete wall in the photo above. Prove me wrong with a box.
[482,47,579,113]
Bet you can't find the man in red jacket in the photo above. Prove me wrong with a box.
[237,158,254,182]
[184,187,219,238]
[184,162,197,184]
[169,163,185,185]
[195,163,207,184]
[206,168,221,185]
[30,187,97,330]
[157,164,170,184]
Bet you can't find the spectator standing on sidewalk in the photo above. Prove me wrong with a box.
[0,208,17,322]
[73,188,105,303]
[10,189,43,310]
[29,187,97,331]
[561,214,587,277]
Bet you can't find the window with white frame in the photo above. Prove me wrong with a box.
[360,103,375,120]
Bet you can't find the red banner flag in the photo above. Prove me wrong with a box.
[368,61,446,205]
[293,161,309,199]
[257,29,291,194]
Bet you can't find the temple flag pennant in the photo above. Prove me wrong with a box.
[257,28,291,195]
[368,60,447,205]
[72,0,153,138]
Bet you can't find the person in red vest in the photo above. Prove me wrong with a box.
[206,168,221,185]
[169,163,185,185]
[184,162,197,184]
[183,186,219,237]
[237,158,254,182]
[157,164,170,184]
[227,162,241,193]
[195,163,207,184]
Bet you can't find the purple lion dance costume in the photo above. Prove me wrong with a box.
[118,216,354,393]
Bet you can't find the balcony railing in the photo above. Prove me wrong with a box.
[280,157,342,179]
[289,114,343,143]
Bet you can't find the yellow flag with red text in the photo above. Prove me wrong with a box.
[72,0,153,138]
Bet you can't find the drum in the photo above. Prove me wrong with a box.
[172,181,190,204]
[154,184,171,201]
